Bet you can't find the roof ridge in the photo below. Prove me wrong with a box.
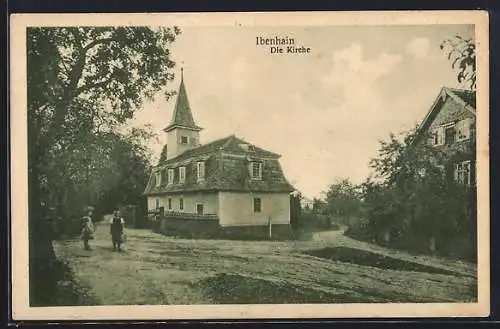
[412,86,476,145]
[221,134,236,150]
[160,134,235,164]
[443,86,475,93]
[444,88,476,113]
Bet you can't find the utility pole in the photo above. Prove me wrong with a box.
[268,216,272,239]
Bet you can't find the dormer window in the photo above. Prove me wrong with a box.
[250,161,262,180]
[167,169,174,185]
[179,166,186,183]
[180,136,189,144]
[155,172,162,187]
[197,161,205,180]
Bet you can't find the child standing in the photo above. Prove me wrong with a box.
[81,208,95,251]
[110,209,125,252]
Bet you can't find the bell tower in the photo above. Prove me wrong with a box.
[163,68,202,160]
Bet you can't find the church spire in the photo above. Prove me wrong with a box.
[164,68,202,132]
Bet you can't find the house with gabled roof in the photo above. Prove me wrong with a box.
[143,69,295,228]
[413,86,476,186]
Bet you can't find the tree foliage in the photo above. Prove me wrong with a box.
[440,35,476,91]
[28,27,179,161]
[323,178,362,223]
[27,26,180,305]
[362,127,476,257]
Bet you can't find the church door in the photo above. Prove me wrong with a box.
[196,204,204,216]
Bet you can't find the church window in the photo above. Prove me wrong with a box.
[155,172,161,186]
[251,162,262,180]
[253,198,262,212]
[180,136,189,144]
[168,169,174,185]
[179,166,186,183]
[197,161,205,180]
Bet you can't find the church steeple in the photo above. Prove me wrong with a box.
[164,68,202,133]
[163,68,202,161]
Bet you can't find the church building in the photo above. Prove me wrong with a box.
[143,69,295,228]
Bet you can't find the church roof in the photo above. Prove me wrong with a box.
[158,134,280,165]
[164,69,203,132]
[143,135,293,195]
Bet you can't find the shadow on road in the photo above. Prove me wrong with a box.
[303,246,463,276]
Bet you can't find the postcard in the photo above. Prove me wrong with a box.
[10,10,489,320]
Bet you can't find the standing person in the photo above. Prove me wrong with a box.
[110,209,125,252]
[81,207,95,251]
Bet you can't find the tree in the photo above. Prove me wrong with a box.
[441,35,476,91]
[365,127,475,254]
[312,197,327,214]
[96,127,155,214]
[324,178,362,224]
[27,27,180,305]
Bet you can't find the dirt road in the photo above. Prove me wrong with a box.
[53,221,477,305]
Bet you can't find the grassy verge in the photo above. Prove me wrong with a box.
[30,259,99,307]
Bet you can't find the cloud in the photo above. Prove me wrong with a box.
[326,43,402,85]
[270,44,404,197]
[406,37,431,60]
[323,43,402,119]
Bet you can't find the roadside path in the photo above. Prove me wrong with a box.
[54,223,477,305]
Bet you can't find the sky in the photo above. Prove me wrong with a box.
[125,24,474,199]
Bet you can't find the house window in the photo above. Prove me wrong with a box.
[431,126,444,146]
[155,172,162,186]
[250,162,262,180]
[155,199,160,209]
[179,166,186,183]
[179,198,184,211]
[456,119,472,141]
[444,126,456,145]
[168,169,174,185]
[197,161,205,180]
[196,204,204,215]
[454,160,471,186]
[180,136,189,144]
[253,198,262,213]
[168,198,172,210]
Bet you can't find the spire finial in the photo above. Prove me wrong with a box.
[181,67,184,81]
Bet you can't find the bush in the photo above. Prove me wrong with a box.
[30,258,98,306]
[296,211,335,232]
[344,222,373,242]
